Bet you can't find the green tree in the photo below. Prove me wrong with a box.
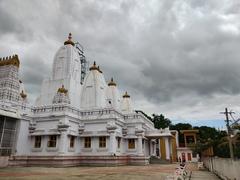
[151,114,172,129]
[170,123,192,131]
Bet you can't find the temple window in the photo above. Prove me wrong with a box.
[186,135,195,144]
[128,139,135,149]
[34,136,41,148]
[99,136,106,148]
[84,137,91,148]
[48,135,57,147]
[70,136,75,148]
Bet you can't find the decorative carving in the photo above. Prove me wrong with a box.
[122,126,127,136]
[57,120,70,132]
[29,121,36,133]
[78,122,85,134]
[106,121,117,132]
[135,128,144,136]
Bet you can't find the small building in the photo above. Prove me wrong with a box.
[177,129,199,162]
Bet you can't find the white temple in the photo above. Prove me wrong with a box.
[0,34,181,166]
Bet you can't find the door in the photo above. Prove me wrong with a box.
[187,153,192,161]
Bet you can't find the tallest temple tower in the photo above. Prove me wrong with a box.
[35,33,83,108]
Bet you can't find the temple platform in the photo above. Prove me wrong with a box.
[8,155,150,167]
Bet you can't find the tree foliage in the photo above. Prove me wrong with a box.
[136,111,240,158]
[151,114,172,129]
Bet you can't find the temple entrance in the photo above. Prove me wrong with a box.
[0,115,17,156]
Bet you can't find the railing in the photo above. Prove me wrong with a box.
[2,102,153,126]
[31,105,126,119]
[124,113,154,127]
[145,128,172,136]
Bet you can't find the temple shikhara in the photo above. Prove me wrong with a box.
[0,34,198,166]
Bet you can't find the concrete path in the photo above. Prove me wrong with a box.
[191,170,220,180]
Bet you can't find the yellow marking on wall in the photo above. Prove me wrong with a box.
[160,138,166,160]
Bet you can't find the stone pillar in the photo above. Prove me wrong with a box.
[165,137,170,160]
[58,122,70,154]
[149,140,156,156]
[153,140,156,156]
[135,129,144,156]
[109,130,117,155]
[59,130,68,154]
[107,122,117,155]
[158,139,161,158]
[137,134,143,155]
[149,140,152,156]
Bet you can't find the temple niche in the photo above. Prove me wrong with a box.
[0,34,185,167]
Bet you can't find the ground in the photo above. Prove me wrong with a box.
[0,164,219,180]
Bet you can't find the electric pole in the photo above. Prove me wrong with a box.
[221,108,234,159]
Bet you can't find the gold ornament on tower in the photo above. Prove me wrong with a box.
[0,54,20,68]
[64,33,75,46]
[108,78,117,86]
[57,85,68,94]
[123,91,130,98]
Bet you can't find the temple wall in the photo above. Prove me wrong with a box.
[15,119,31,155]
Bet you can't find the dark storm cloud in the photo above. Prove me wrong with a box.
[0,0,240,122]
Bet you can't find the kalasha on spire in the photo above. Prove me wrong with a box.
[123,91,130,98]
[64,33,75,46]
[108,77,117,86]
[89,61,99,71]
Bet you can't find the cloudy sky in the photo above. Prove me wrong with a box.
[1,0,240,128]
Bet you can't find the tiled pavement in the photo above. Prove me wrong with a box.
[191,170,220,180]
[0,164,220,180]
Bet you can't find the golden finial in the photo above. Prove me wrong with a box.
[89,61,99,71]
[68,33,72,40]
[57,85,68,94]
[108,77,117,86]
[20,90,27,99]
[64,33,75,46]
[123,91,130,98]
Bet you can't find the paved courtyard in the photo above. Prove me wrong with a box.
[0,164,219,180]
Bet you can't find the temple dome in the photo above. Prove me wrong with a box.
[106,78,120,109]
[121,91,133,113]
[35,33,81,108]
[51,33,80,81]
[81,62,108,109]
